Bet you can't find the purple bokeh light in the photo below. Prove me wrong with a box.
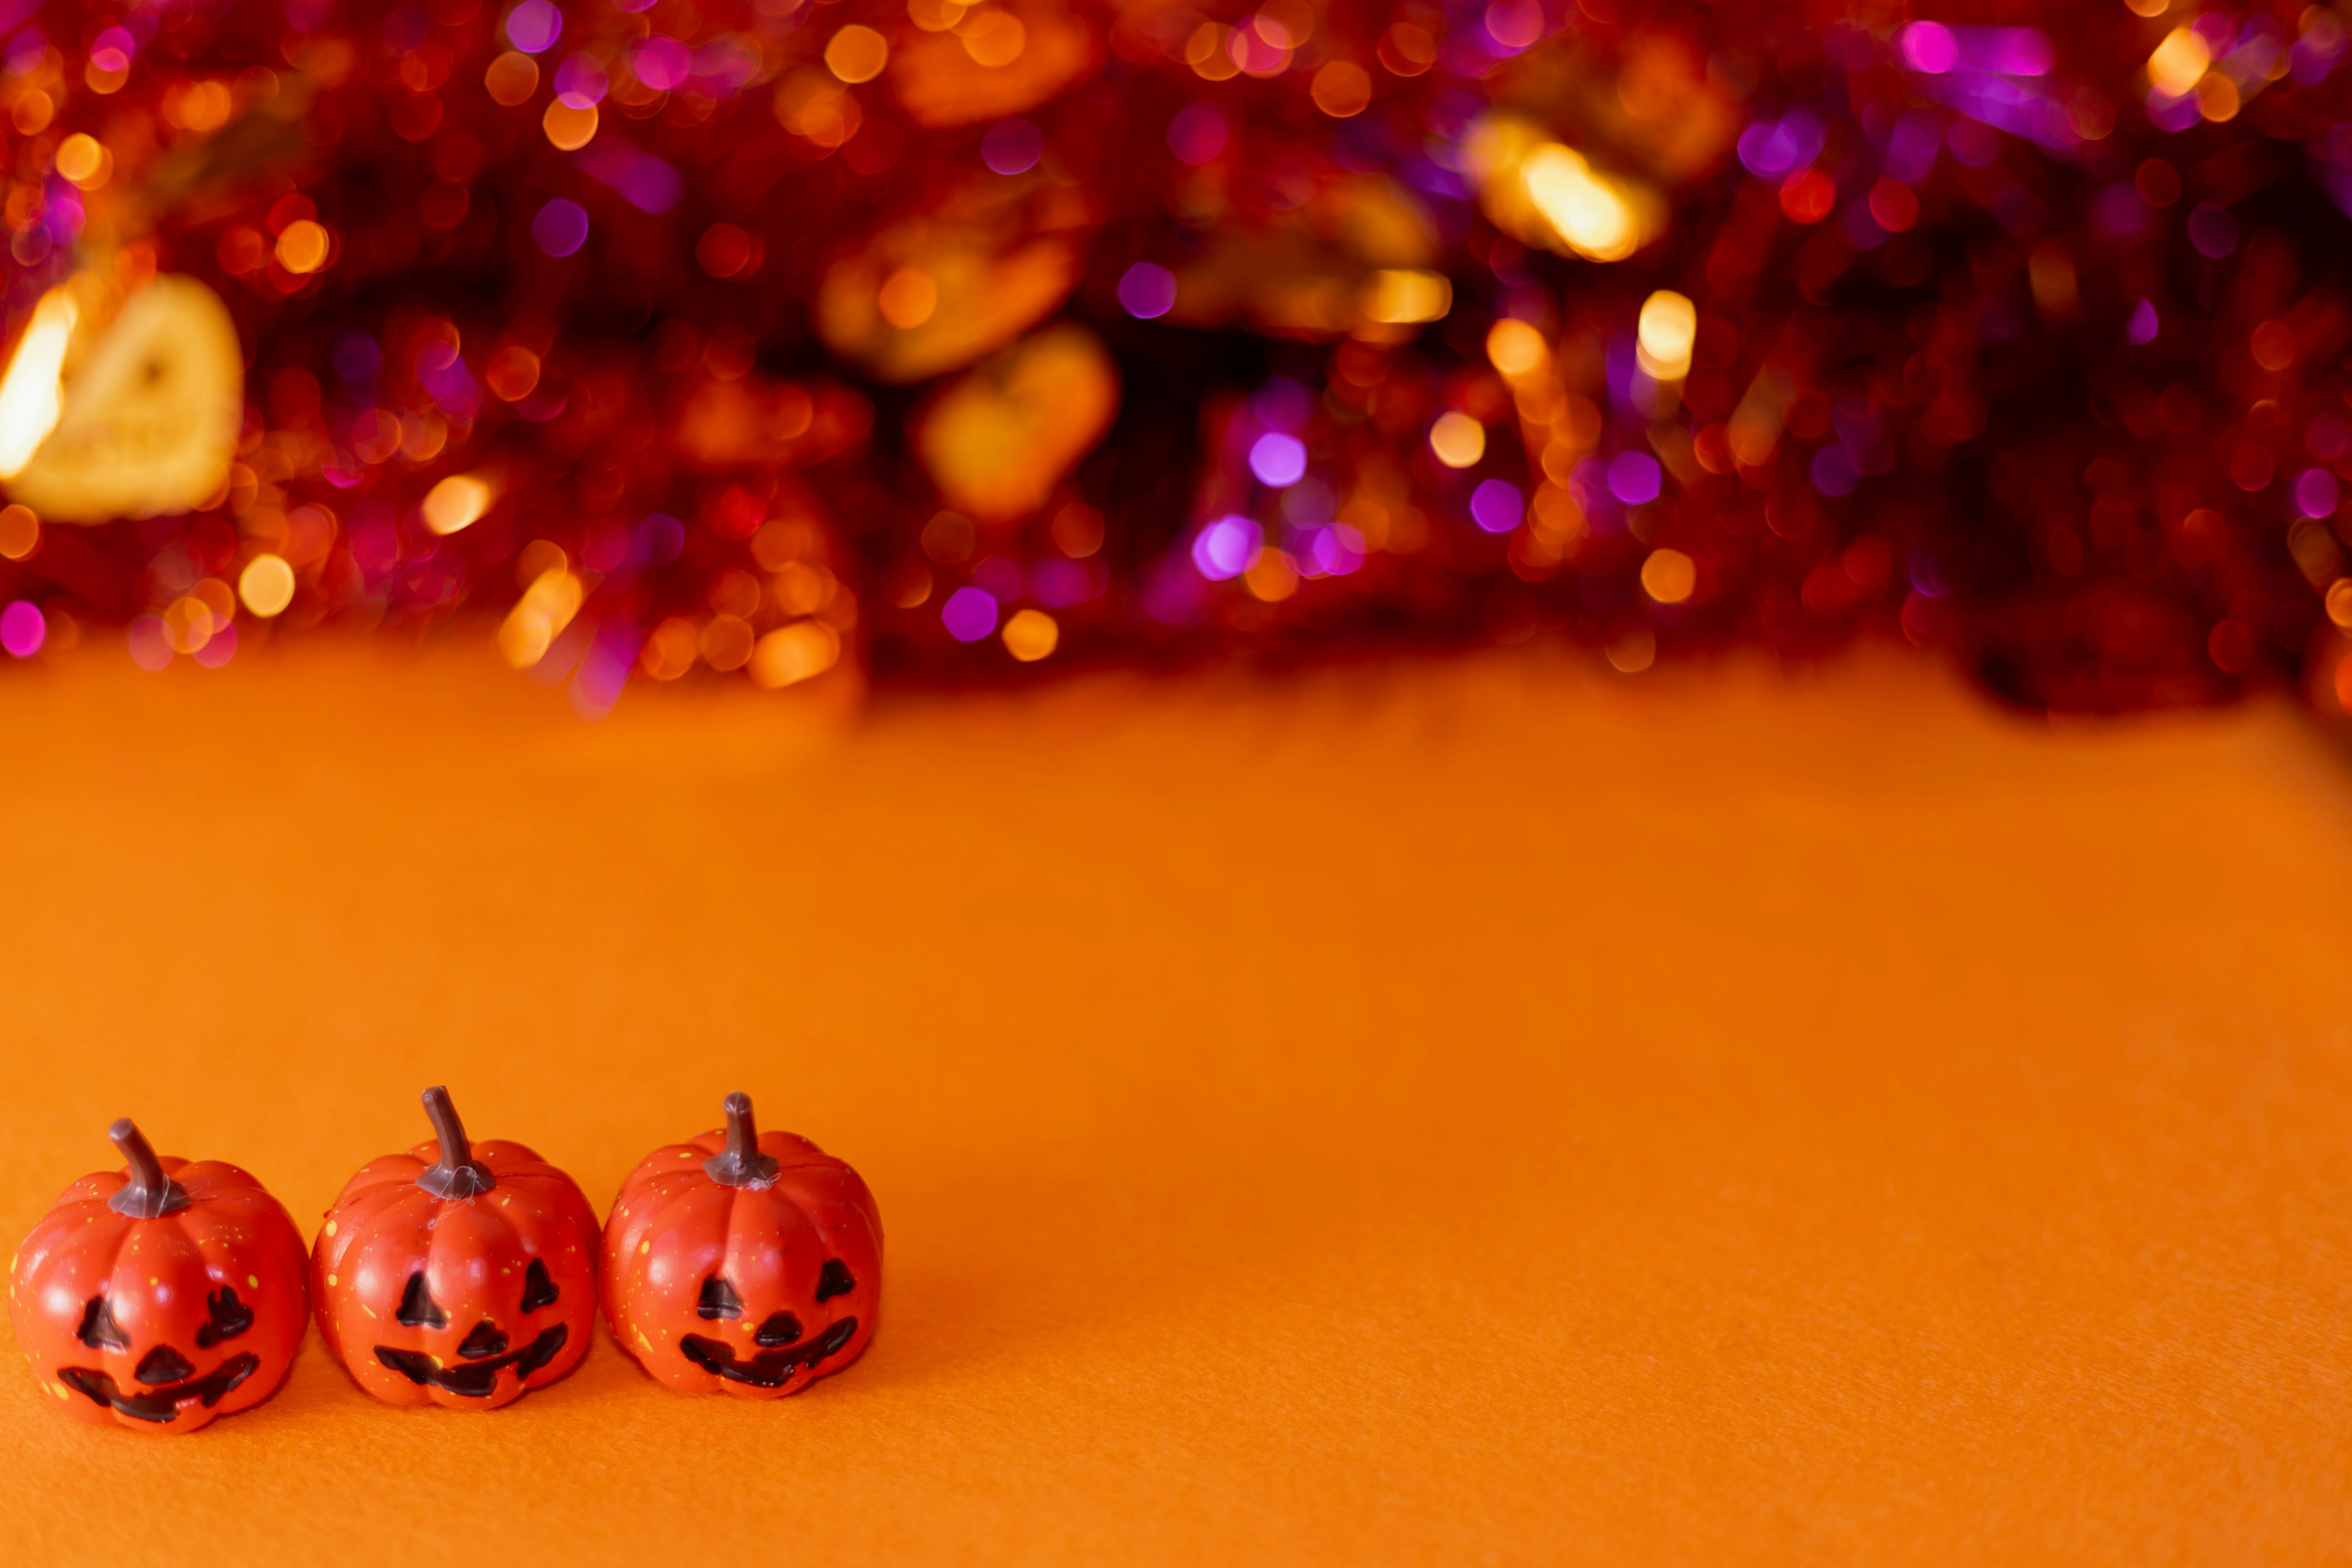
[89,25,134,72]
[1469,479,1523,534]
[2187,203,2239,258]
[1248,433,1308,488]
[0,600,43,658]
[574,138,682,213]
[2294,468,2341,519]
[1167,105,1227,166]
[1898,22,1958,74]
[982,119,1044,175]
[532,198,590,257]
[1606,451,1663,507]
[193,622,237,670]
[554,53,608,108]
[632,35,692,89]
[1811,445,1860,497]
[505,0,562,53]
[941,587,998,642]
[1191,516,1261,580]
[1118,263,1177,320]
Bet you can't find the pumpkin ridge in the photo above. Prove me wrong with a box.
[328,1154,436,1204]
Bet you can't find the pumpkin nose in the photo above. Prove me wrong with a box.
[457,1321,510,1360]
[135,1345,195,1385]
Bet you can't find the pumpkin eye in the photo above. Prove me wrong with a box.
[815,1259,856,1302]
[195,1286,255,1348]
[74,1293,130,1352]
[395,1271,448,1329]
[519,1259,559,1313]
[754,1311,802,1348]
[696,1275,745,1320]
[456,1320,510,1360]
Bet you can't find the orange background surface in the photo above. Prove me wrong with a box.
[2,644,2350,1564]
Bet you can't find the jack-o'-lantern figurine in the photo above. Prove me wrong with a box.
[604,1092,881,1398]
[9,1118,307,1433]
[312,1086,598,1410]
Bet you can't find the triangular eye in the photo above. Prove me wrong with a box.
[396,1271,448,1329]
[195,1286,255,1348]
[754,1311,802,1348]
[815,1259,857,1302]
[519,1259,559,1313]
[696,1275,744,1319]
[75,1294,129,1351]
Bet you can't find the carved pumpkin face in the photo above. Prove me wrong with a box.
[9,1120,308,1433]
[312,1087,598,1411]
[603,1093,882,1398]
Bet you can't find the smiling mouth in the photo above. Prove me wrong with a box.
[58,1353,260,1423]
[679,1317,859,1389]
[373,1324,568,1396]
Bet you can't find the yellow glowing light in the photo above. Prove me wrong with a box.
[2195,73,2239,123]
[1606,627,1657,674]
[2327,578,2352,629]
[1640,548,1697,605]
[1429,411,1486,469]
[275,220,332,274]
[0,290,78,481]
[959,11,1026,67]
[908,0,969,31]
[1001,608,1059,662]
[55,134,107,188]
[485,50,539,107]
[1523,145,1639,262]
[640,617,700,680]
[1363,270,1452,326]
[1244,548,1298,601]
[1726,367,1792,468]
[164,595,216,655]
[2125,0,2169,15]
[543,99,599,151]
[1635,290,1698,381]
[1186,23,1242,81]
[421,473,493,535]
[878,266,940,330]
[0,503,34,559]
[701,614,756,671]
[748,619,842,688]
[499,565,583,669]
[2147,26,2210,98]
[1486,319,1547,379]
[827,24,891,83]
[238,554,297,617]
[1311,61,1371,118]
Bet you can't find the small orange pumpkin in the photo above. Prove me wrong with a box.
[312,1086,598,1410]
[603,1092,881,1398]
[9,1118,307,1433]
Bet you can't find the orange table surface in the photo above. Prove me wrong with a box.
[2,643,2350,1565]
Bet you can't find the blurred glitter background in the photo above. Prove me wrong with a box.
[1,0,2351,718]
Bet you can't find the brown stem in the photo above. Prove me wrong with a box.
[415,1085,496,1199]
[703,1091,781,1188]
[107,1119,189,1219]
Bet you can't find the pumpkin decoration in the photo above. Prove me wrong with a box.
[603,1092,881,1398]
[9,1118,307,1433]
[312,1086,598,1411]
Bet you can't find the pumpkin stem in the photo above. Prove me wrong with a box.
[703,1091,782,1188]
[107,1118,190,1219]
[415,1085,497,1200]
